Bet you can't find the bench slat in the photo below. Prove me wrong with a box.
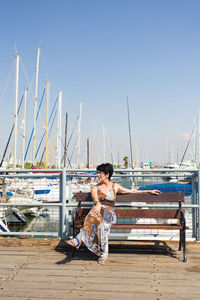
[111,224,183,230]
[115,208,181,219]
[75,208,182,219]
[75,223,183,230]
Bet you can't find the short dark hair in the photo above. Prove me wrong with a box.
[96,163,113,180]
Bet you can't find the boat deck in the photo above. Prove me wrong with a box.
[0,238,200,299]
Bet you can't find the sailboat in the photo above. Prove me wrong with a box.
[0,217,9,233]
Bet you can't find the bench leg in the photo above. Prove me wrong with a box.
[71,247,76,258]
[179,229,182,251]
[182,228,187,262]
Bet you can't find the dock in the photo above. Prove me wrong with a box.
[0,238,200,299]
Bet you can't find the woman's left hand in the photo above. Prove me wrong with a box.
[90,203,102,216]
[149,189,161,195]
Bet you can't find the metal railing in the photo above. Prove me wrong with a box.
[0,167,199,240]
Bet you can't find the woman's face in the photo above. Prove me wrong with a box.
[97,171,109,183]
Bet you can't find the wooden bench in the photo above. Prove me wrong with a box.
[72,192,187,262]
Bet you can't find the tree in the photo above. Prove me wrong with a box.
[24,162,32,169]
[123,156,128,168]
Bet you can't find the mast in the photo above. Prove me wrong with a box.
[33,48,40,166]
[56,90,62,168]
[92,119,95,168]
[77,102,82,168]
[196,110,200,167]
[22,89,27,169]
[194,116,198,166]
[103,125,106,162]
[87,138,90,168]
[14,53,19,168]
[45,81,49,168]
[127,97,133,168]
[108,131,115,165]
[199,110,200,167]
[63,112,68,168]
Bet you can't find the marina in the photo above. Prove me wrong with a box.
[1,2,200,298]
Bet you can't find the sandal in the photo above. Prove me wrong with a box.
[66,236,81,249]
[98,257,106,265]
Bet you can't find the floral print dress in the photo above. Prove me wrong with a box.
[77,183,117,258]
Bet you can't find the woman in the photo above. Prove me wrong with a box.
[66,163,160,264]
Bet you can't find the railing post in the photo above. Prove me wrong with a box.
[191,175,196,238]
[67,177,73,238]
[197,168,200,241]
[59,168,66,239]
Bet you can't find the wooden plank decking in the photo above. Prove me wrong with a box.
[0,238,200,299]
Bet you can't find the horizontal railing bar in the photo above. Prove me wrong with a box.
[0,232,58,236]
[0,168,62,173]
[0,203,198,208]
[0,168,198,174]
[114,174,193,178]
[0,174,61,179]
[68,174,194,178]
[0,203,62,207]
[0,167,197,172]
[0,173,194,179]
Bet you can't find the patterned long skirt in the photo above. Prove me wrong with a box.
[78,205,116,258]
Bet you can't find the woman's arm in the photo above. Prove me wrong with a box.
[115,183,160,195]
[91,185,100,205]
[90,185,102,216]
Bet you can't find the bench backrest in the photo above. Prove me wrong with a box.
[76,192,184,203]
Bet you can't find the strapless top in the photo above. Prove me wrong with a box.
[97,183,116,207]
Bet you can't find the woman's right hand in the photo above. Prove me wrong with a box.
[90,203,101,216]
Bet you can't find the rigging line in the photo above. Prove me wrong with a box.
[24,88,46,161]
[40,50,49,83]
[20,57,35,102]
[0,94,24,167]
[49,110,58,136]
[34,97,58,162]
[67,137,78,168]
[47,135,57,160]
[60,115,79,164]
[66,117,79,149]
[108,128,115,165]
[61,137,65,148]
[179,116,199,167]
[26,72,35,102]
[0,60,14,105]
[37,110,58,165]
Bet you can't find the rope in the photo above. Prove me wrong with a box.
[0,94,24,167]
[180,116,199,167]
[34,96,58,164]
[24,88,46,161]
[38,110,58,166]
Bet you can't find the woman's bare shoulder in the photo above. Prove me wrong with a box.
[91,184,99,191]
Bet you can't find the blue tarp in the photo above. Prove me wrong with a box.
[138,182,192,196]
[0,191,13,198]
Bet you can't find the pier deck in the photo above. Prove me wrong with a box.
[0,238,200,299]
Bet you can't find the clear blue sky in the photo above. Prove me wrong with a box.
[0,0,200,166]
